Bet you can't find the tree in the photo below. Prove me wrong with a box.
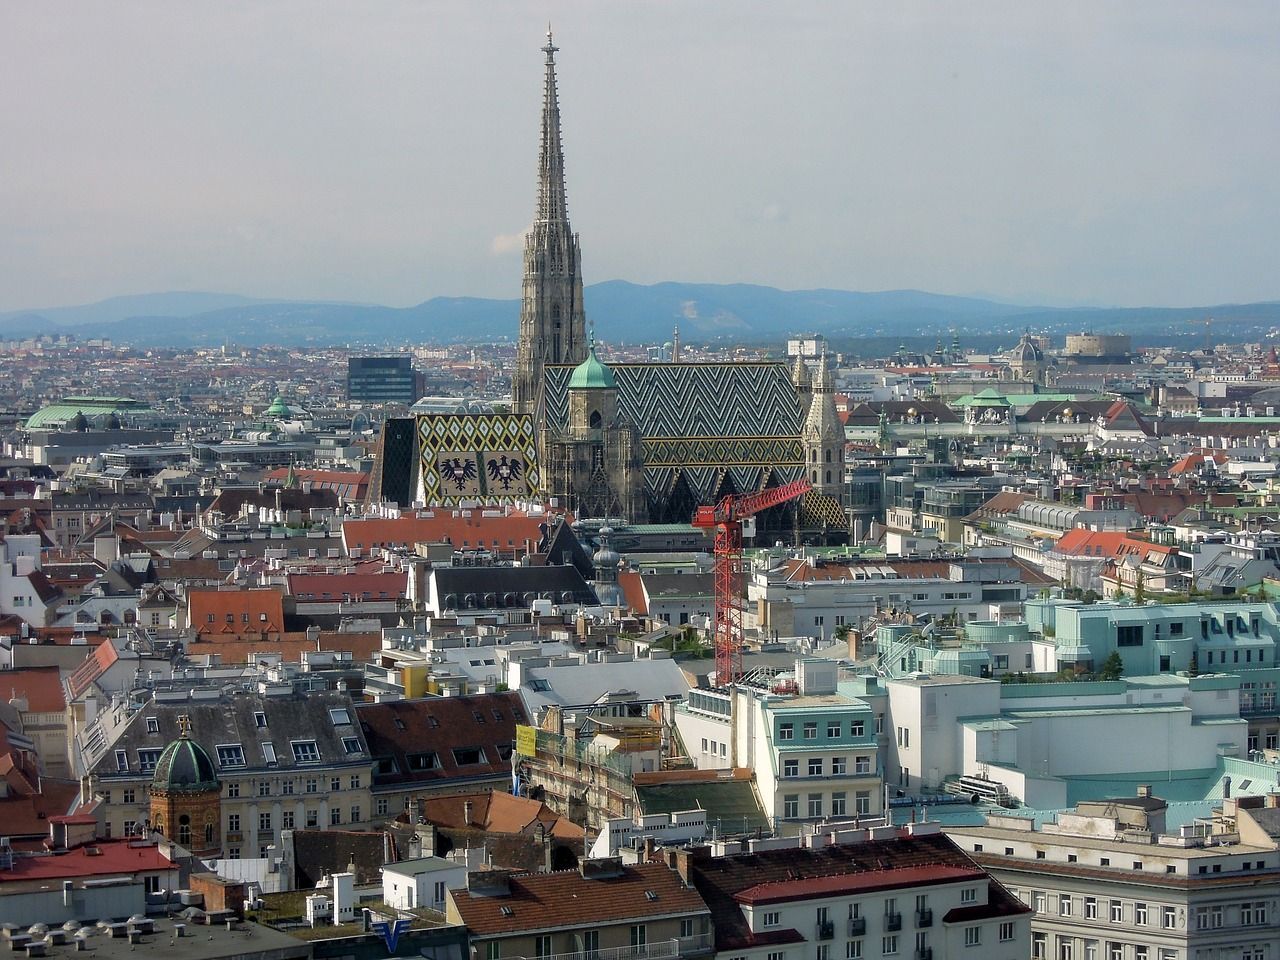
[1134,569,1146,604]
[1187,652,1199,677]
[1099,651,1124,681]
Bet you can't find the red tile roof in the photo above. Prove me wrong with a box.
[2,665,67,714]
[187,588,284,638]
[66,640,120,701]
[735,864,985,904]
[286,568,408,601]
[342,511,553,555]
[450,861,708,937]
[0,839,175,883]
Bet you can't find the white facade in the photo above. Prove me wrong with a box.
[381,856,467,912]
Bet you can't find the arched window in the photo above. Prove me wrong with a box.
[589,410,602,429]
[826,470,832,484]
[178,814,191,847]
[812,470,818,483]
[810,450,817,462]
[824,450,831,463]
[205,823,214,844]
[154,818,164,836]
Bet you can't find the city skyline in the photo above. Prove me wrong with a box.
[2,2,1278,314]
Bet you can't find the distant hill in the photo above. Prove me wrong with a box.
[1,282,1276,348]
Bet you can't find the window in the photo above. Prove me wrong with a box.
[1058,895,1072,917]
[486,944,501,960]
[784,759,799,778]
[1109,901,1122,923]
[1195,906,1221,930]
[679,919,695,939]
[146,717,159,734]
[258,780,271,797]
[827,721,841,738]
[803,722,818,740]
[808,793,823,818]
[376,798,389,816]
[1133,902,1147,925]
[282,779,294,795]
[779,723,794,741]
[122,788,135,804]
[1242,900,1267,925]
[854,756,872,774]
[228,847,240,860]
[630,926,647,948]
[998,922,1014,942]
[259,812,272,831]
[349,774,360,789]
[881,936,897,956]
[535,936,552,959]
[783,795,799,818]
[855,791,871,815]
[851,720,864,737]
[832,756,847,775]
[1084,897,1097,920]
[306,777,318,793]
[330,807,342,826]
[282,810,294,829]
[115,750,128,772]
[1116,624,1143,646]
[1032,892,1047,913]
[964,927,980,947]
[846,942,862,960]
[331,777,341,791]
[228,814,240,832]
[291,741,320,763]
[254,712,267,728]
[962,888,977,904]
[831,792,846,816]
[1107,945,1122,960]
[809,758,823,777]
[350,805,361,823]
[452,747,485,765]
[306,809,318,828]
[1161,906,1176,929]
[227,782,240,798]
[137,749,160,771]
[1032,934,1046,960]
[1134,949,1147,960]
[215,743,246,767]
[763,912,780,928]
[261,742,277,764]
[329,708,352,726]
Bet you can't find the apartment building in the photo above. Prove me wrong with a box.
[948,791,1280,960]
[78,689,373,856]
[681,823,1032,960]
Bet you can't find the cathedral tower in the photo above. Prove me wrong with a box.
[513,29,588,416]
[802,351,844,499]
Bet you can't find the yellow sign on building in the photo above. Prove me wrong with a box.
[515,724,538,758]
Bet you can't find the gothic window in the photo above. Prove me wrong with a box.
[826,470,832,484]
[825,450,831,463]
[590,410,602,429]
[178,814,191,847]
[552,304,561,329]
[812,471,818,483]
[205,822,214,844]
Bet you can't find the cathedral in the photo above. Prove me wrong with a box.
[372,31,847,540]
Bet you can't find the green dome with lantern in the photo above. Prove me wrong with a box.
[568,333,616,390]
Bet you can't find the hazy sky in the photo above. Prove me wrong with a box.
[2,2,1278,311]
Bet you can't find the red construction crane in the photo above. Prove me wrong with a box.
[692,479,812,684]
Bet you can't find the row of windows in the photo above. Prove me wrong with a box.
[781,791,873,819]
[781,756,875,778]
[778,719,869,741]
[226,805,362,832]
[1025,892,1178,929]
[1031,934,1178,960]
[742,922,1010,960]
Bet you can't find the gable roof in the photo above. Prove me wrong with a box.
[341,511,554,555]
[2,665,67,714]
[187,588,285,637]
[291,829,392,887]
[66,639,121,701]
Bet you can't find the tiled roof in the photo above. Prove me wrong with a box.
[292,829,391,887]
[451,861,709,937]
[0,839,174,883]
[420,791,583,840]
[286,569,408,600]
[617,571,648,615]
[735,863,985,904]
[187,587,285,637]
[342,511,553,554]
[3,665,67,713]
[688,832,1016,951]
[358,692,526,790]
[67,639,121,701]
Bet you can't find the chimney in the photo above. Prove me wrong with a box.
[1137,785,1152,799]
[642,836,656,863]
[672,845,712,885]
[464,800,473,827]
[1266,793,1280,809]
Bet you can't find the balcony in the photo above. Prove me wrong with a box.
[847,918,866,937]
[815,922,834,941]
[915,909,932,928]
[517,935,715,960]
[885,913,902,932]
[225,832,243,842]
[915,950,932,960]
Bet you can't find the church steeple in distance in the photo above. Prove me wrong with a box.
[513,27,588,416]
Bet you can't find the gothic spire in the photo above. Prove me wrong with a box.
[537,27,568,225]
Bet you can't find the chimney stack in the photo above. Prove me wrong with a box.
[463,800,473,827]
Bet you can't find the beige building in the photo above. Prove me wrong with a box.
[77,690,374,856]
[947,790,1280,960]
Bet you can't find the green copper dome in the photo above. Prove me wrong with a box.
[152,732,219,794]
[568,335,615,390]
[265,395,291,417]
